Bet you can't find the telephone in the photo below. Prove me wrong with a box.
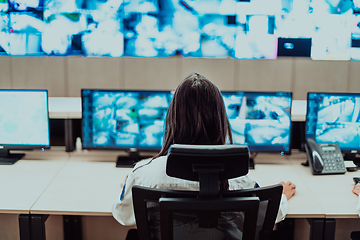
[305,138,346,175]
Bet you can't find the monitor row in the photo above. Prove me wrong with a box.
[0,89,359,161]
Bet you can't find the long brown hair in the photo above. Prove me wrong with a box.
[154,73,233,190]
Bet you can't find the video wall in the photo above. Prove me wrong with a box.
[1,0,360,60]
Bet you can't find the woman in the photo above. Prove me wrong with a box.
[112,72,296,230]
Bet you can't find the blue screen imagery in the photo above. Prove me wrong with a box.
[82,90,174,150]
[1,0,360,60]
[0,90,49,146]
[306,93,360,151]
[83,90,292,152]
[223,92,292,152]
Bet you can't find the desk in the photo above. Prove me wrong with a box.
[292,159,359,219]
[2,150,360,240]
[30,151,133,240]
[31,153,129,216]
[0,148,68,240]
[249,157,325,219]
[250,153,334,240]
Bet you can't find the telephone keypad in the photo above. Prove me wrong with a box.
[322,150,346,173]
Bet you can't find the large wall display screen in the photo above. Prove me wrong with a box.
[0,0,359,60]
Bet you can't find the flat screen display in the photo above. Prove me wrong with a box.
[81,89,174,150]
[222,91,292,152]
[0,89,50,147]
[306,92,360,151]
[0,0,359,60]
[82,89,292,153]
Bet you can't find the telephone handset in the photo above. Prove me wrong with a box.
[305,138,346,175]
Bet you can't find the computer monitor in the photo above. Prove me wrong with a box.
[306,92,360,159]
[0,89,50,164]
[81,89,174,166]
[222,91,292,156]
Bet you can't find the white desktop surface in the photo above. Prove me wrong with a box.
[29,150,357,220]
[261,152,360,219]
[1,149,359,240]
[248,152,325,218]
[30,152,131,216]
[292,161,360,219]
[0,149,68,214]
[0,149,356,220]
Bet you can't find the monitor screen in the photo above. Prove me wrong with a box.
[306,92,360,151]
[0,89,50,149]
[81,89,174,151]
[222,91,292,153]
[82,89,292,153]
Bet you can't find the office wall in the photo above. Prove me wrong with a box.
[1,56,359,100]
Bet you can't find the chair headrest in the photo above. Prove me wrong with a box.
[166,144,249,181]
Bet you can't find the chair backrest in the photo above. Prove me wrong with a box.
[132,185,264,240]
[132,144,283,240]
[166,144,250,181]
[167,144,250,198]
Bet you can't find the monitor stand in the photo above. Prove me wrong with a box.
[0,150,25,165]
[249,152,257,170]
[116,148,154,168]
[344,152,360,165]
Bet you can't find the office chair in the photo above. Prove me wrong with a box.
[132,144,283,240]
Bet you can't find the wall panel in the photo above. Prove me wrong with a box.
[235,58,293,92]
[124,57,179,90]
[0,57,11,88]
[348,61,360,93]
[4,56,359,98]
[292,58,349,100]
[82,216,132,240]
[180,58,235,91]
[67,57,123,97]
[0,214,19,240]
[45,215,63,240]
[11,57,66,97]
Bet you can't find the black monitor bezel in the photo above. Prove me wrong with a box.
[306,91,360,153]
[0,89,50,151]
[81,89,292,154]
[81,88,173,152]
[221,90,293,155]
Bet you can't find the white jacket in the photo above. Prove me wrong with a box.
[112,156,288,226]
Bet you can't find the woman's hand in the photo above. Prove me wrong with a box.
[352,183,360,196]
[280,181,296,200]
